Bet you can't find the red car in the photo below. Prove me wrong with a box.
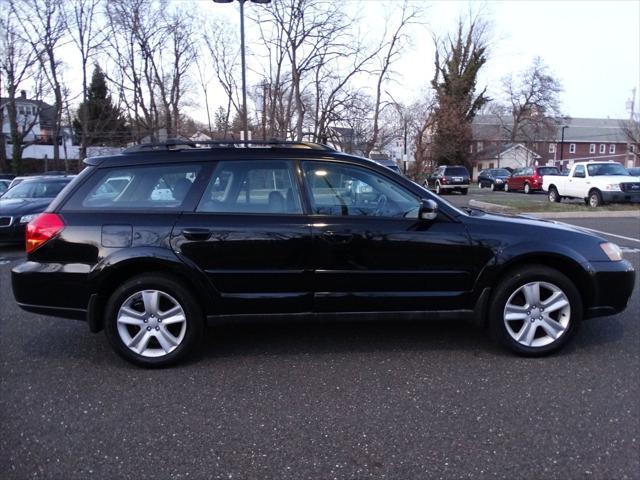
[506,166,560,194]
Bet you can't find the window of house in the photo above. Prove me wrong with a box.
[609,144,615,154]
[630,144,636,153]
[589,144,595,154]
[599,144,606,154]
[549,144,556,153]
[488,163,495,169]
[476,141,483,151]
[18,106,25,115]
[569,143,576,154]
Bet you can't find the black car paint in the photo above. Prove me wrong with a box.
[11,149,635,332]
[477,169,511,190]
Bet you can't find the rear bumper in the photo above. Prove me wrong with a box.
[585,259,635,318]
[440,184,470,190]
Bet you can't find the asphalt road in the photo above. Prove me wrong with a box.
[1,218,639,480]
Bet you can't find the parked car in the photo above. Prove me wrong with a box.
[11,141,635,367]
[477,168,512,191]
[0,179,10,195]
[543,161,640,207]
[0,175,74,244]
[375,158,403,175]
[627,167,640,177]
[424,165,470,195]
[506,166,560,194]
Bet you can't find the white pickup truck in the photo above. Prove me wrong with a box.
[542,161,640,207]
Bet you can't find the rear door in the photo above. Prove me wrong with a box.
[172,159,313,314]
[301,160,473,313]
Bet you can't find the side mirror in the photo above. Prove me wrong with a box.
[419,198,439,221]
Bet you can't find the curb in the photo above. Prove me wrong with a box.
[467,199,640,219]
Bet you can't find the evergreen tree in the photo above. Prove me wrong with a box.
[73,65,128,149]
[430,18,489,170]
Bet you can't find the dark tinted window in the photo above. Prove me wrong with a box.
[444,167,469,176]
[492,169,511,176]
[537,167,560,176]
[68,164,202,210]
[587,163,629,176]
[302,161,419,218]
[197,160,302,214]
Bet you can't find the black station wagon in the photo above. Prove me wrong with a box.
[11,141,635,367]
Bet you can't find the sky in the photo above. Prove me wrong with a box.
[198,0,640,122]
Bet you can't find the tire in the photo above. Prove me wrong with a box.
[104,274,204,367]
[478,182,483,189]
[489,266,582,356]
[524,183,531,194]
[504,183,509,192]
[588,189,603,208]
[461,188,468,195]
[490,182,496,191]
[548,186,561,203]
[435,183,442,195]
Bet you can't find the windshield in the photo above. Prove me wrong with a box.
[1,179,70,199]
[492,169,511,176]
[537,167,560,176]
[586,163,629,176]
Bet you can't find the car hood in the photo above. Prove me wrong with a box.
[0,197,52,216]
[591,175,640,183]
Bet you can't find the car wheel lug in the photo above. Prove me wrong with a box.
[155,326,160,330]
[146,326,151,331]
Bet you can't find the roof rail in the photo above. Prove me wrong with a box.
[122,139,335,154]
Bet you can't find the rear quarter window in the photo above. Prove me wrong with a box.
[444,167,469,176]
[62,163,203,211]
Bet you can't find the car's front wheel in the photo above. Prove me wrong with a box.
[489,266,582,356]
[588,189,603,207]
[504,183,509,192]
[524,183,531,194]
[104,274,204,367]
[490,182,496,191]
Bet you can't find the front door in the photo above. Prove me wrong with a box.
[172,159,312,314]
[301,161,473,313]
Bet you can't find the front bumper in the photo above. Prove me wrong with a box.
[585,259,635,318]
[600,191,640,203]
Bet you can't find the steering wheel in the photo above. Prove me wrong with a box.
[374,194,388,216]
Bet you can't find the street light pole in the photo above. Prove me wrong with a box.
[559,125,568,169]
[213,0,271,142]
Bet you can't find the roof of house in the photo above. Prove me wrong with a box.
[473,115,632,143]
[0,97,56,129]
[475,142,541,161]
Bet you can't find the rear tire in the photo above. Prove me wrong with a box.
[489,266,582,356]
[548,186,561,203]
[104,274,204,367]
[435,183,442,195]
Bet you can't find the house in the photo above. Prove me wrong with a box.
[471,115,639,171]
[473,143,541,178]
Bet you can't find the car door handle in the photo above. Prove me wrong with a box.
[182,228,211,241]
[322,231,353,244]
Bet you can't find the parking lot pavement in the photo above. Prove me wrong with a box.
[1,233,639,479]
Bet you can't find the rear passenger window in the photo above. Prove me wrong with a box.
[197,161,303,215]
[74,164,201,210]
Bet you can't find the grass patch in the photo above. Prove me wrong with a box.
[486,197,640,213]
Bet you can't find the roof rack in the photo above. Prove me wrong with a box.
[122,139,335,154]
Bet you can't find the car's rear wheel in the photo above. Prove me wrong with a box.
[489,266,582,356]
[524,183,531,194]
[104,274,204,367]
[478,181,483,189]
[435,183,442,195]
[548,186,561,202]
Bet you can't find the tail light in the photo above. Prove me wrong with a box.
[440,177,448,184]
[26,213,65,253]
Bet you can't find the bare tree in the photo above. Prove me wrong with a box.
[66,0,104,160]
[364,2,421,156]
[500,56,563,144]
[0,5,42,173]
[15,0,68,166]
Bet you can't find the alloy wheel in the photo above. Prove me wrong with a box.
[116,289,187,357]
[503,281,571,348]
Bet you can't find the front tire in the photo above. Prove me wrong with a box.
[524,183,531,194]
[588,189,603,207]
[490,182,496,191]
[104,274,204,367]
[489,266,582,356]
[504,183,509,192]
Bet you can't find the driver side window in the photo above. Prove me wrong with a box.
[302,161,420,218]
